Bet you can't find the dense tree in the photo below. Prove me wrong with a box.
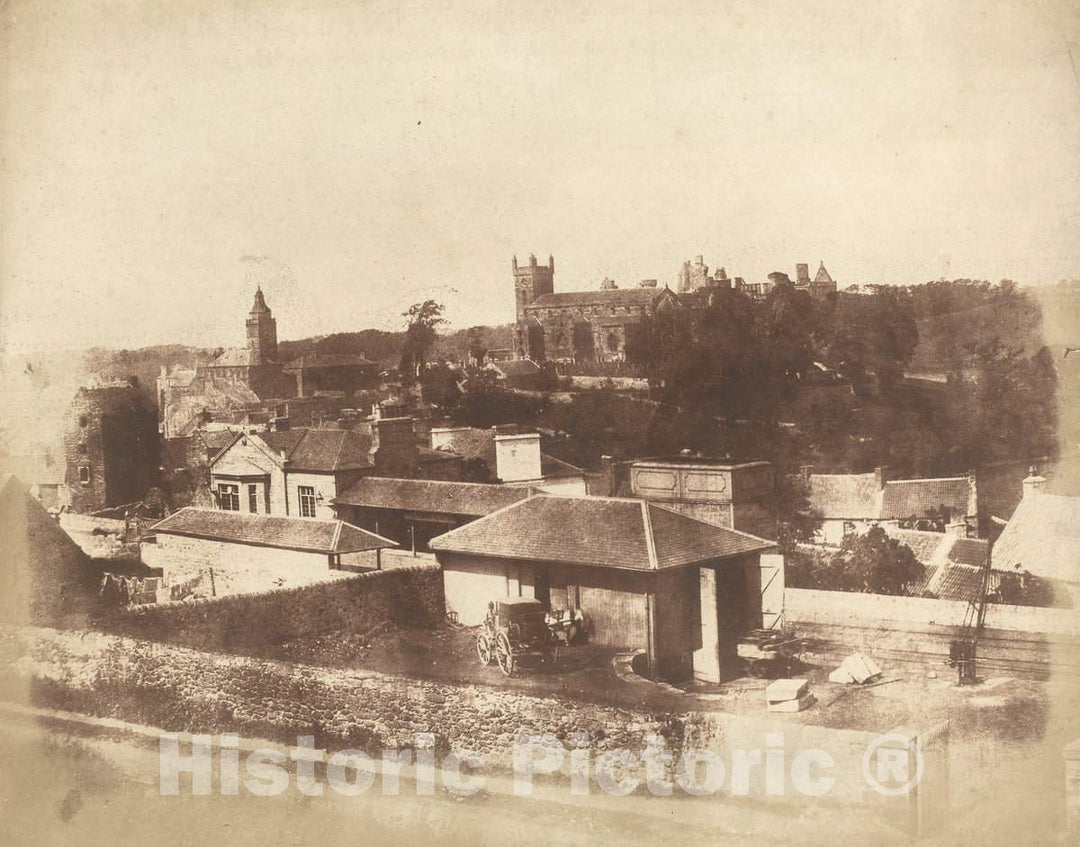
[420,361,462,411]
[400,300,447,382]
[831,526,925,596]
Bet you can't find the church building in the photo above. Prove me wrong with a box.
[513,254,680,363]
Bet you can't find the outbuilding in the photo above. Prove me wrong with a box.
[145,507,397,575]
[429,494,779,681]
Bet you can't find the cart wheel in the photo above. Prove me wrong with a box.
[476,633,493,665]
[747,660,766,679]
[496,633,515,677]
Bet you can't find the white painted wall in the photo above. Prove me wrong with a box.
[143,532,330,575]
[285,471,340,520]
[495,434,542,482]
[785,587,1080,635]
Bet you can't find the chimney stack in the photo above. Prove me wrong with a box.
[1022,469,1047,499]
[495,433,542,482]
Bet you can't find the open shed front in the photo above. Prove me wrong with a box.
[439,550,781,681]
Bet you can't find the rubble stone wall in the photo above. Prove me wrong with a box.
[103,565,444,652]
[0,625,898,805]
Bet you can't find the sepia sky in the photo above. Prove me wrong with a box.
[1,0,1079,353]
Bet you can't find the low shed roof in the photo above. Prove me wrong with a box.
[333,477,534,517]
[429,495,772,571]
[150,507,397,554]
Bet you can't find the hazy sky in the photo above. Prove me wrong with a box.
[2,0,1079,354]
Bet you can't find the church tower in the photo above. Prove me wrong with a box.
[246,287,278,364]
[512,253,554,323]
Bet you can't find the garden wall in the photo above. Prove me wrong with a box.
[0,624,930,811]
[786,588,1080,678]
[103,565,443,653]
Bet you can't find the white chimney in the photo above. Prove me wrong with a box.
[1022,470,1047,499]
[495,433,542,482]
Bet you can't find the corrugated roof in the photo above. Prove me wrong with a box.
[333,477,533,516]
[429,495,772,570]
[993,492,1080,582]
[806,473,882,520]
[880,477,975,520]
[151,507,396,553]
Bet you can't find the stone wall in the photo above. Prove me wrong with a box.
[786,587,1080,678]
[0,624,920,807]
[103,565,444,652]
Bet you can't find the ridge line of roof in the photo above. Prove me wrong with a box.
[429,493,548,547]
[641,500,658,569]
[331,521,342,550]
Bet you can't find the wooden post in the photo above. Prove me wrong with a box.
[209,567,217,597]
[410,523,416,557]
[376,548,382,571]
[645,590,657,679]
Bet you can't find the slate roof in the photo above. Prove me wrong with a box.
[151,507,397,553]
[880,477,976,520]
[333,477,534,517]
[257,429,374,472]
[883,527,951,565]
[526,289,662,309]
[993,492,1080,582]
[806,473,882,520]
[910,563,995,603]
[429,495,772,570]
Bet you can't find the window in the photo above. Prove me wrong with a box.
[298,485,317,518]
[78,466,91,484]
[77,442,87,454]
[78,415,88,428]
[218,483,240,511]
[248,484,259,513]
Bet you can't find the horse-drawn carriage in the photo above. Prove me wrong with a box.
[475,598,587,676]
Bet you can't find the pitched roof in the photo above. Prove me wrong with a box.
[814,262,834,284]
[256,429,374,472]
[283,353,376,371]
[208,348,264,367]
[429,495,772,570]
[883,526,989,570]
[880,477,975,520]
[806,473,882,520]
[910,563,995,603]
[151,507,396,553]
[333,477,534,516]
[993,492,1080,582]
[526,288,662,309]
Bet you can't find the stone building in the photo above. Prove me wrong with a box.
[512,253,835,363]
[513,254,680,363]
[197,287,295,400]
[158,288,377,436]
[430,494,777,680]
[63,382,159,514]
